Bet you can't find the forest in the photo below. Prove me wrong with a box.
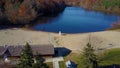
[65,0,120,14]
[0,0,66,24]
[0,0,120,24]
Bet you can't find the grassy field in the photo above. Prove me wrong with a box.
[101,0,120,8]
[46,62,53,68]
[60,48,120,68]
[59,53,81,68]
[59,61,66,68]
[99,48,120,66]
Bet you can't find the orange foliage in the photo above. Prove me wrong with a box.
[0,0,66,24]
[19,5,26,15]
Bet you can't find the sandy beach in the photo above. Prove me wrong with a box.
[0,28,120,53]
[54,31,120,52]
[0,28,51,46]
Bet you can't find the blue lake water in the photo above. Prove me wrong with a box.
[34,7,120,33]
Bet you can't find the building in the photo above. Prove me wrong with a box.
[0,45,54,62]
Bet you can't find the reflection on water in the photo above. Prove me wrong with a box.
[33,7,120,33]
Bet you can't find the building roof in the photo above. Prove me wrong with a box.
[0,45,54,57]
[0,46,5,56]
[31,45,54,55]
[8,46,23,56]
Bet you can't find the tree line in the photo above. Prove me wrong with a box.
[0,0,66,24]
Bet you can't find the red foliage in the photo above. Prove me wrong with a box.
[0,0,66,24]
[19,5,26,15]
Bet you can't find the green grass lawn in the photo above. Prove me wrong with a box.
[61,48,120,68]
[46,62,53,68]
[99,48,120,66]
[60,53,81,68]
[59,61,66,68]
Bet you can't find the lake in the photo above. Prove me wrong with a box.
[33,7,120,33]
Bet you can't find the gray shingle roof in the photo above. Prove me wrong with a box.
[0,46,5,56]
[0,45,54,57]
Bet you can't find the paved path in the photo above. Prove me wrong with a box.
[45,57,64,68]
[53,61,59,68]
[53,57,64,68]
[49,33,59,47]
[45,57,64,62]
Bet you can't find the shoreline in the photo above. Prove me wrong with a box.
[82,7,120,16]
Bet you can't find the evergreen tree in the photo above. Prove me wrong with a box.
[32,54,49,68]
[81,43,98,68]
[18,43,34,68]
